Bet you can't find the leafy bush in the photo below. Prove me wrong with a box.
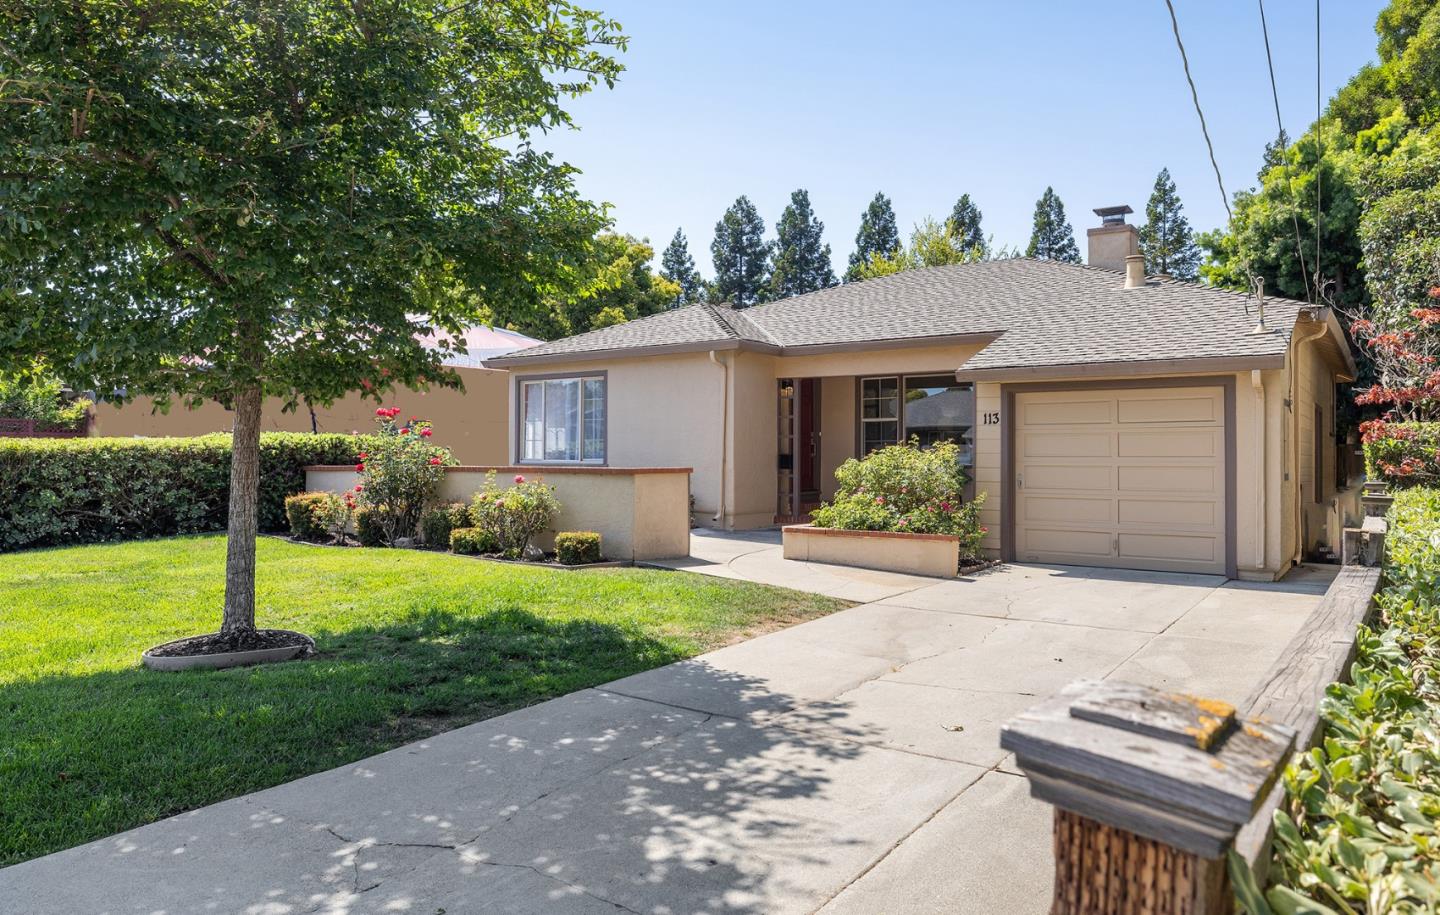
[556,531,602,565]
[355,408,453,545]
[0,433,371,552]
[470,472,561,559]
[810,439,988,562]
[448,526,496,555]
[353,506,387,547]
[1362,420,1440,488]
[420,502,471,549]
[0,367,91,430]
[284,493,330,541]
[1254,487,1440,912]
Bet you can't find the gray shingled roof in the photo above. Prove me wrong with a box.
[484,258,1311,372]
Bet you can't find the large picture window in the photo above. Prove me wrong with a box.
[859,374,974,469]
[521,375,606,463]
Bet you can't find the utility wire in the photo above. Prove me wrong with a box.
[1257,0,1314,305]
[1314,0,1327,305]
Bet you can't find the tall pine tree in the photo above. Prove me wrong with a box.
[711,196,771,307]
[1138,168,1199,280]
[846,191,901,281]
[769,189,836,299]
[1026,187,1081,262]
[659,228,704,307]
[947,194,985,254]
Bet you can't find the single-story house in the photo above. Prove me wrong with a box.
[91,326,541,465]
[484,208,1358,581]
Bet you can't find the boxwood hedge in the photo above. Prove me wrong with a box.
[0,433,371,551]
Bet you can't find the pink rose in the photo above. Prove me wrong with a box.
[514,474,525,484]
[419,428,433,437]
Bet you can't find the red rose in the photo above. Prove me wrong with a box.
[358,452,368,460]
[428,456,443,466]
[400,428,409,435]
[355,463,365,472]
[354,484,364,492]
[375,407,386,417]
[419,428,433,437]
[514,474,525,484]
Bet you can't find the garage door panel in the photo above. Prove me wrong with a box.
[1020,527,1114,560]
[1118,532,1219,563]
[1117,498,1217,526]
[1023,431,1111,458]
[1023,496,1112,524]
[1117,430,1219,458]
[1118,396,1220,425]
[1023,464,1112,491]
[1118,465,1218,494]
[1022,399,1112,426]
[1013,386,1226,576]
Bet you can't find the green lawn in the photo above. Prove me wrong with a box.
[0,535,847,866]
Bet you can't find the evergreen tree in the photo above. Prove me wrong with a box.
[769,189,836,299]
[659,228,704,307]
[1026,187,1081,262]
[711,195,772,307]
[846,191,901,281]
[947,193,985,254]
[1260,128,1291,179]
[1138,167,1200,280]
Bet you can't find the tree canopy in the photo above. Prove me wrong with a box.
[1138,168,1199,280]
[711,195,771,307]
[846,192,901,281]
[853,217,991,280]
[1025,187,1080,262]
[514,234,679,339]
[0,0,624,633]
[659,229,705,307]
[947,194,986,255]
[769,189,836,299]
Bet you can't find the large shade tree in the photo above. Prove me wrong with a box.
[0,0,623,640]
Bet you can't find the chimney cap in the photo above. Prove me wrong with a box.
[1093,205,1134,225]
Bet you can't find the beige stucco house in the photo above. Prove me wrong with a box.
[486,210,1357,581]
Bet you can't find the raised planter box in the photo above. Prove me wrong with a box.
[782,524,960,578]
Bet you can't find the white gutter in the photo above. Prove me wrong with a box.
[709,350,730,525]
[1251,370,1266,571]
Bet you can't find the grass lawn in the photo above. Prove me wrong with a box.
[0,534,848,866]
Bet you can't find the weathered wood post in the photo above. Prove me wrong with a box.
[1001,679,1296,914]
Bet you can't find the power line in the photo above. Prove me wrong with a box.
[1162,0,1233,224]
[1257,0,1314,305]
[1314,0,1327,305]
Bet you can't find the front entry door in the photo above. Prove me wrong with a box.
[799,378,820,498]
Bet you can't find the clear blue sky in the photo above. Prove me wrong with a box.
[537,0,1387,276]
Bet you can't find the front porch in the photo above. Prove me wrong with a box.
[772,373,977,523]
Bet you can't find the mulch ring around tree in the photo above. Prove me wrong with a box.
[146,628,315,658]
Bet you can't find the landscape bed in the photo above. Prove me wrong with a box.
[0,534,849,866]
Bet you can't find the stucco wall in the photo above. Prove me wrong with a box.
[90,366,512,466]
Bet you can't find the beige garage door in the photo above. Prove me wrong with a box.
[1013,386,1227,575]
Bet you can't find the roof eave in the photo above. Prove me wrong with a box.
[481,338,764,369]
[954,353,1287,383]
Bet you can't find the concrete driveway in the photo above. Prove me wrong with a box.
[0,532,1334,915]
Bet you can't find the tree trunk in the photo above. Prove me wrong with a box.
[221,385,263,634]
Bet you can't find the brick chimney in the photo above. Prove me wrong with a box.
[1087,205,1139,272]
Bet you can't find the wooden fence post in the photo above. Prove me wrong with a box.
[1001,679,1296,914]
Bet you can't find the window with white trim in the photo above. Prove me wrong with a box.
[521,375,606,463]
[860,376,900,453]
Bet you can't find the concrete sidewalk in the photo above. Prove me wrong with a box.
[0,538,1335,914]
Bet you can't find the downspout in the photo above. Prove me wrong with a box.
[709,350,729,526]
[1289,315,1331,567]
[1251,370,1266,571]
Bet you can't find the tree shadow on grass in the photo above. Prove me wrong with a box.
[0,607,937,915]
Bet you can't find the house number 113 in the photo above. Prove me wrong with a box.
[982,411,1000,425]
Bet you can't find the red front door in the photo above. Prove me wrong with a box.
[799,378,820,495]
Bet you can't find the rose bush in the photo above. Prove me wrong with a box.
[810,439,988,563]
[469,472,560,559]
[355,407,453,545]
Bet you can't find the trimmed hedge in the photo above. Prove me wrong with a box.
[449,526,496,555]
[1252,487,1440,911]
[1362,421,1440,488]
[0,433,372,552]
[555,531,602,565]
[419,502,471,549]
[284,492,332,542]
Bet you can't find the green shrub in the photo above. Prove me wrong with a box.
[1255,486,1440,910]
[420,502,471,548]
[0,433,373,552]
[448,526,495,555]
[284,492,331,541]
[353,506,387,547]
[555,531,602,565]
[810,439,988,562]
[354,408,453,545]
[470,471,561,559]
[1362,420,1440,488]
[0,366,91,430]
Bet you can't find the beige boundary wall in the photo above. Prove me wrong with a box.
[90,366,512,466]
[304,464,691,562]
[782,525,960,578]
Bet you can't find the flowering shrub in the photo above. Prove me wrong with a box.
[809,439,988,562]
[1362,420,1440,488]
[1348,283,1440,488]
[355,407,453,545]
[469,472,561,559]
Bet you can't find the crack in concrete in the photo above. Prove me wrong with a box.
[469,858,644,914]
